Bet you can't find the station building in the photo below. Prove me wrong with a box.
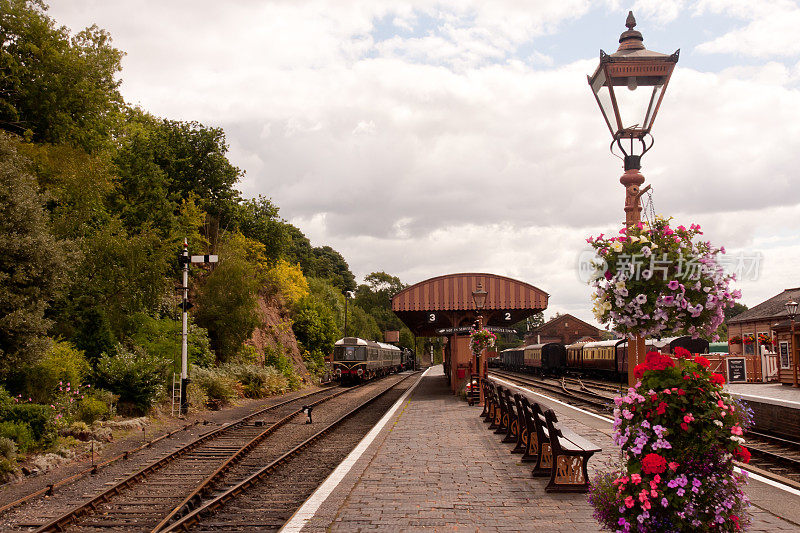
[523,313,601,346]
[727,287,800,384]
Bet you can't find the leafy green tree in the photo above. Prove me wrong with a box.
[233,196,288,262]
[354,271,407,337]
[291,296,338,372]
[311,246,356,293]
[94,344,170,415]
[0,133,69,376]
[0,0,124,151]
[194,235,260,361]
[54,219,171,339]
[127,313,214,370]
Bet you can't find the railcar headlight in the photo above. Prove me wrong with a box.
[357,368,364,376]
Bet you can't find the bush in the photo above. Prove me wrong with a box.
[264,347,301,389]
[3,403,55,445]
[222,364,288,398]
[76,395,110,424]
[22,340,90,404]
[0,421,34,452]
[190,367,237,409]
[94,345,170,415]
[0,437,17,478]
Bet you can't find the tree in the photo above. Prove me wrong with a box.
[194,235,260,361]
[0,1,124,151]
[311,246,356,293]
[232,196,288,262]
[291,295,338,372]
[0,133,68,375]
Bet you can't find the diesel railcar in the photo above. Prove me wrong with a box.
[332,337,402,383]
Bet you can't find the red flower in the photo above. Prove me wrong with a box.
[694,355,711,368]
[641,453,668,475]
[735,446,751,464]
[645,351,675,371]
[674,346,691,359]
[680,422,689,431]
[677,389,685,396]
[634,363,649,379]
[710,373,725,386]
[656,401,667,415]
[650,393,658,402]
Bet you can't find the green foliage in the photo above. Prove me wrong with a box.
[0,421,34,452]
[283,225,356,293]
[94,345,170,415]
[0,133,69,376]
[292,296,337,374]
[233,196,288,262]
[76,390,114,424]
[127,313,215,370]
[353,271,412,347]
[0,436,17,476]
[221,364,288,398]
[21,340,89,403]
[0,1,124,151]
[190,367,237,409]
[1,403,54,444]
[263,347,301,389]
[195,235,260,361]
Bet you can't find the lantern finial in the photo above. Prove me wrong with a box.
[626,11,636,30]
[619,11,644,50]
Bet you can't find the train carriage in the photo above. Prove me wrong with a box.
[332,337,402,383]
[522,343,567,374]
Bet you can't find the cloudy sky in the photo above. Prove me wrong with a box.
[48,0,800,327]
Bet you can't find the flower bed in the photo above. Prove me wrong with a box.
[588,347,753,532]
[586,217,739,339]
[469,328,496,356]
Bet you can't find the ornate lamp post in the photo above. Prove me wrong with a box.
[786,300,798,387]
[588,12,679,386]
[471,282,488,404]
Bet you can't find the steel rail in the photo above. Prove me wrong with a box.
[490,370,612,411]
[0,420,201,516]
[149,385,355,532]
[158,372,419,532]
[32,385,342,533]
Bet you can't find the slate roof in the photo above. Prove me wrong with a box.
[728,287,800,324]
[530,313,600,334]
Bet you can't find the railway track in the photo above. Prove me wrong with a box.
[489,370,614,412]
[161,371,418,532]
[2,375,414,532]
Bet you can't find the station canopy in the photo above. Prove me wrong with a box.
[391,273,549,337]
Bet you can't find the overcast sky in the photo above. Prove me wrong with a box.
[48,0,800,327]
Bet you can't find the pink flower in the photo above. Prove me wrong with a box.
[625,496,635,508]
[683,413,695,424]
[731,426,743,436]
[654,474,661,484]
[631,473,642,485]
[668,462,679,471]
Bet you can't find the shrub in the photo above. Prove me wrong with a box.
[0,421,34,452]
[76,395,110,424]
[94,345,170,415]
[263,260,309,306]
[190,367,237,409]
[222,364,288,398]
[3,403,55,445]
[0,437,17,478]
[264,347,301,389]
[22,340,90,404]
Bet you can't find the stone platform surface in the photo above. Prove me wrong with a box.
[294,366,800,532]
[726,382,800,406]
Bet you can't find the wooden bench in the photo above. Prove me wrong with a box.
[483,381,600,493]
[541,409,601,493]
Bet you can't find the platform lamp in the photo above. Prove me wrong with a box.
[588,11,679,386]
[786,300,798,387]
[471,282,488,404]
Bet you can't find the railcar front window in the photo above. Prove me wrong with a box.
[334,346,366,361]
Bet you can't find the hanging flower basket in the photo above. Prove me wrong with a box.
[588,348,754,532]
[742,334,755,345]
[728,336,742,345]
[586,217,740,340]
[469,328,496,356]
[757,333,772,347]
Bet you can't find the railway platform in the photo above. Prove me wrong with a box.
[284,366,800,532]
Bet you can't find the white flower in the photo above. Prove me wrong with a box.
[615,280,626,291]
[611,241,623,252]
[629,235,639,243]
[713,420,724,427]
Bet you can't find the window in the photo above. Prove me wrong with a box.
[744,333,755,356]
[780,341,791,369]
[334,346,366,361]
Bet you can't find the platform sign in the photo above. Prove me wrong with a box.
[779,341,790,369]
[726,357,747,383]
